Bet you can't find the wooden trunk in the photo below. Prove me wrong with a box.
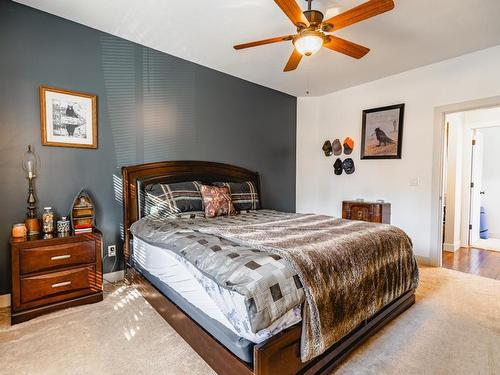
[342,201,391,224]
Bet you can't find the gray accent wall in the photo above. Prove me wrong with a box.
[0,1,297,295]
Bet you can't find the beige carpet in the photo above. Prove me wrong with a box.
[0,266,499,375]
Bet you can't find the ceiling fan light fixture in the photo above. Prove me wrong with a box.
[294,31,324,56]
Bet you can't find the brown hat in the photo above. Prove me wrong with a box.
[322,140,333,156]
[333,139,342,156]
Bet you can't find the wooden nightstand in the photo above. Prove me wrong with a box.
[10,230,103,324]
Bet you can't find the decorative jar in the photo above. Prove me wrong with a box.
[42,207,55,233]
[57,216,70,234]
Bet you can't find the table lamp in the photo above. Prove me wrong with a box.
[22,145,40,235]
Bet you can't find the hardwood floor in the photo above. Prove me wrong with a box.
[442,247,500,281]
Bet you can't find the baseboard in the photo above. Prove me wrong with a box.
[487,232,500,239]
[0,293,11,308]
[416,255,432,266]
[443,242,460,252]
[103,270,125,283]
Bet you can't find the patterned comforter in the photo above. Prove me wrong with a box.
[130,210,419,362]
[130,211,306,333]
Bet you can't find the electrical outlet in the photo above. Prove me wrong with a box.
[108,245,116,257]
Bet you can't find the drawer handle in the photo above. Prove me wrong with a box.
[52,281,71,288]
[51,255,71,261]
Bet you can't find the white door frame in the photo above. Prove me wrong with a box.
[469,130,484,246]
[431,95,500,267]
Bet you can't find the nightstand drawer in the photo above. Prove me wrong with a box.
[20,266,97,305]
[20,240,95,274]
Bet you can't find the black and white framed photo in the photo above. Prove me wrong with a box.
[361,103,405,159]
[39,86,97,148]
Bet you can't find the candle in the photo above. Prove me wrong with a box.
[12,223,27,238]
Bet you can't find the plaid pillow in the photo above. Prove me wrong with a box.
[145,181,203,217]
[213,181,260,211]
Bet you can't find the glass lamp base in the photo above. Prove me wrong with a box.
[25,218,40,235]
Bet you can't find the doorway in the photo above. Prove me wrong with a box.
[440,107,500,280]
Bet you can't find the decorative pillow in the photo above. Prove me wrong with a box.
[200,185,236,218]
[145,181,203,217]
[213,181,260,211]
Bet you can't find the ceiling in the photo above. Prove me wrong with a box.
[15,0,500,97]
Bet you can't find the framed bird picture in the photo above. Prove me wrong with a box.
[361,104,405,159]
[39,86,97,148]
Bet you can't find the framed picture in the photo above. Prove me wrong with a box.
[39,86,97,148]
[361,103,405,159]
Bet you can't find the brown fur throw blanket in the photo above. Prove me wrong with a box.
[197,212,419,362]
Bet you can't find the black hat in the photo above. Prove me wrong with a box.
[343,158,355,174]
[334,158,343,175]
[333,139,342,156]
[322,140,333,156]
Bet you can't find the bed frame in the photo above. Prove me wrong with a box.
[122,160,415,375]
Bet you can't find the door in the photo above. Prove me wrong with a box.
[469,131,484,245]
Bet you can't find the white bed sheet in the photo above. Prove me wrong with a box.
[133,237,301,343]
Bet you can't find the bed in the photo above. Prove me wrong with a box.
[122,160,418,375]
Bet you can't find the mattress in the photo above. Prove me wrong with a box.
[132,238,301,344]
[134,264,255,363]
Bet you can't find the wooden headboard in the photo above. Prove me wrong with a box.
[121,160,260,265]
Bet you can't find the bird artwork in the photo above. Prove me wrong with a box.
[65,104,79,118]
[361,104,404,159]
[373,127,394,147]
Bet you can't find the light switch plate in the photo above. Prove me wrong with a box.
[409,177,420,187]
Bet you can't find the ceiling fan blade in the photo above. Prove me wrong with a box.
[234,35,294,50]
[324,36,370,59]
[323,0,394,31]
[274,0,310,27]
[284,49,303,72]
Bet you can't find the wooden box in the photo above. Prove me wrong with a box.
[342,201,391,224]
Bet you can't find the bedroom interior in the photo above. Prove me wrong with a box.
[0,0,499,374]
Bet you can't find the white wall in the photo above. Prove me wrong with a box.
[479,126,500,238]
[297,45,500,262]
[464,106,500,126]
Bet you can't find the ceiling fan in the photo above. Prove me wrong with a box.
[234,0,394,72]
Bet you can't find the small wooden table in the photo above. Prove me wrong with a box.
[10,230,103,324]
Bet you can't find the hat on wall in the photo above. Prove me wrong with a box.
[343,137,354,155]
[343,158,355,174]
[334,158,343,175]
[322,140,333,156]
[333,139,342,156]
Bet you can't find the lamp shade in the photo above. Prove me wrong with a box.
[22,145,39,178]
[294,31,324,56]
